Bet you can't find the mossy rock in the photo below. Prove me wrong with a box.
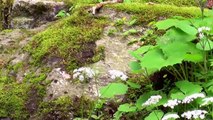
[0,72,48,119]
[130,0,197,7]
[37,96,94,120]
[26,8,107,70]
[111,3,204,24]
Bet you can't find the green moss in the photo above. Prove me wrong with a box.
[38,96,73,119]
[26,9,107,70]
[111,3,204,23]
[38,96,94,119]
[92,46,105,62]
[0,71,48,119]
[54,0,197,7]
[1,29,13,34]
[130,0,197,7]
[0,83,30,119]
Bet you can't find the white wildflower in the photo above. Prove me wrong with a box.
[200,97,213,106]
[73,67,95,82]
[182,93,205,104]
[163,99,181,109]
[55,68,71,80]
[198,26,211,33]
[198,26,211,39]
[142,95,162,107]
[181,110,208,120]
[162,113,180,120]
[199,33,204,39]
[108,70,128,81]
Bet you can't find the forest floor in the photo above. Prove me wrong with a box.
[0,1,207,119]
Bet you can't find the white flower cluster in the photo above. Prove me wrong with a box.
[200,97,213,106]
[181,110,208,119]
[55,68,71,80]
[198,26,211,39]
[142,95,162,107]
[108,70,128,81]
[182,93,205,104]
[163,99,181,109]
[162,113,180,120]
[198,26,211,33]
[73,67,95,81]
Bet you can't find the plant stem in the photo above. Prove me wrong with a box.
[172,66,184,80]
[180,64,187,80]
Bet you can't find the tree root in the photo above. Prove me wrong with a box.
[91,0,123,15]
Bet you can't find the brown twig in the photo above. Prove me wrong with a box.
[91,0,123,15]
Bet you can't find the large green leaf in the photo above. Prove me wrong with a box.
[175,81,203,95]
[155,19,178,30]
[169,89,186,100]
[191,17,213,28]
[129,61,141,72]
[126,81,141,89]
[100,83,128,98]
[184,54,203,63]
[118,103,137,112]
[174,21,197,35]
[139,47,167,72]
[132,45,155,54]
[160,40,203,63]
[156,19,197,35]
[196,38,213,51]
[162,28,196,42]
[145,110,164,120]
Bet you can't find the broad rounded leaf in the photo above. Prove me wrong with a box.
[196,39,213,51]
[126,81,141,89]
[155,19,178,30]
[163,28,196,42]
[100,83,128,98]
[118,103,137,112]
[175,21,197,35]
[145,110,164,120]
[175,81,202,95]
[170,90,186,100]
[129,61,141,72]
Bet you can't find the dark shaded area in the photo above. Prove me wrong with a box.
[149,70,175,90]
[25,86,43,116]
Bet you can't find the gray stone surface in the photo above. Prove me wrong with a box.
[12,0,65,28]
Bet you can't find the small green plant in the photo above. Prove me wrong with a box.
[107,28,118,36]
[123,29,138,36]
[55,10,71,18]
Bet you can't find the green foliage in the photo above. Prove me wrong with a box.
[145,110,164,120]
[130,12,213,74]
[118,103,137,112]
[98,8,213,120]
[100,83,128,98]
[56,10,71,18]
[123,29,138,36]
[175,80,203,95]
